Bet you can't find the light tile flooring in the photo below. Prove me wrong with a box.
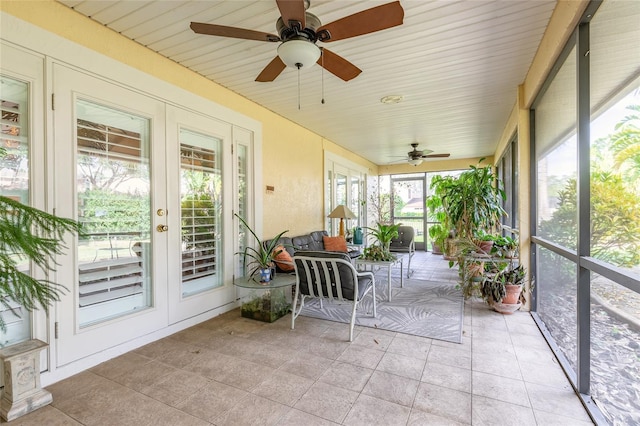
[7,252,594,425]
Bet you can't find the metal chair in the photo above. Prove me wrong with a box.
[389,226,415,278]
[291,251,376,342]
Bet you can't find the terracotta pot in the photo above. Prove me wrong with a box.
[502,284,522,304]
[477,240,494,254]
[493,301,522,314]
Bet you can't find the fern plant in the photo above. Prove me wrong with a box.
[0,195,81,331]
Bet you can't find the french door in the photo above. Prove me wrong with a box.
[53,65,240,365]
[391,175,426,250]
[165,106,236,324]
[54,65,168,365]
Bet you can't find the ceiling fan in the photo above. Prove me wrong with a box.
[402,143,451,166]
[190,0,404,82]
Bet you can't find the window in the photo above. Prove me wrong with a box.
[76,99,152,327]
[0,76,31,345]
[324,153,367,236]
[498,136,518,236]
[180,129,222,296]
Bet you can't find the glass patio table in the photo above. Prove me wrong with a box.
[355,254,404,301]
[233,274,296,323]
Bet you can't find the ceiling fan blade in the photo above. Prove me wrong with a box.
[317,1,404,42]
[422,153,451,158]
[190,22,280,42]
[317,48,361,81]
[255,56,287,82]
[276,0,306,30]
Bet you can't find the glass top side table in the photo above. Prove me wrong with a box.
[233,274,296,322]
[355,254,404,301]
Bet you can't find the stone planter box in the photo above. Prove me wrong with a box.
[0,339,52,421]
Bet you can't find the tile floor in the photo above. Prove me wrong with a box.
[6,252,594,425]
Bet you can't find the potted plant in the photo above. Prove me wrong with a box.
[473,230,497,255]
[428,224,449,255]
[360,245,395,262]
[235,213,289,283]
[365,223,400,252]
[431,161,507,293]
[426,194,451,255]
[361,222,400,261]
[493,235,518,258]
[481,264,527,314]
[430,160,506,241]
[0,176,82,421]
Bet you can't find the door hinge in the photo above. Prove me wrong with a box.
[231,143,234,155]
[54,322,59,339]
[51,93,55,110]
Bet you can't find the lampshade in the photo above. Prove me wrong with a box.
[408,158,423,166]
[328,204,357,219]
[277,39,321,69]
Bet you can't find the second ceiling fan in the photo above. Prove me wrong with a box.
[190,0,404,82]
[402,143,451,166]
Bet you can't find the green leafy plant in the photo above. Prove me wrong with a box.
[426,195,451,252]
[0,194,82,331]
[481,264,526,304]
[235,213,289,277]
[364,222,400,252]
[493,235,518,257]
[430,159,506,240]
[428,223,450,251]
[360,245,396,262]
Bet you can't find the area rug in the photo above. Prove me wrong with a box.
[298,279,464,344]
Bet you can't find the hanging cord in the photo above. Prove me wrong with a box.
[321,48,325,105]
[296,63,302,110]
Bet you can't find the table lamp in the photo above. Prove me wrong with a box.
[327,205,357,237]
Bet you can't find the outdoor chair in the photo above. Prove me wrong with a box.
[291,251,376,342]
[389,225,415,278]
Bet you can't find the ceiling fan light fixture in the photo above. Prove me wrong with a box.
[408,158,423,166]
[277,39,321,69]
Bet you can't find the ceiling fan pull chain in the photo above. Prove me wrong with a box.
[297,64,301,110]
[321,48,325,105]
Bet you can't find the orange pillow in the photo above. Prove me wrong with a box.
[323,235,348,252]
[272,245,294,272]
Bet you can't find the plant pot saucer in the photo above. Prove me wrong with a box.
[493,301,522,314]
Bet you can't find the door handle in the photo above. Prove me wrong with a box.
[156,224,168,232]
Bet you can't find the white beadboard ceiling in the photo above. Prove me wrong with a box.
[57,0,556,165]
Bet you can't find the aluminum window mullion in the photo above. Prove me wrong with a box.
[576,21,591,396]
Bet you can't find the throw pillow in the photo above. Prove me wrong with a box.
[323,235,348,252]
[272,245,294,271]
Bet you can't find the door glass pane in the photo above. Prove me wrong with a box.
[76,99,152,327]
[180,129,222,296]
[236,143,248,277]
[350,176,360,229]
[392,177,424,246]
[335,173,347,205]
[0,76,31,344]
[326,170,332,233]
